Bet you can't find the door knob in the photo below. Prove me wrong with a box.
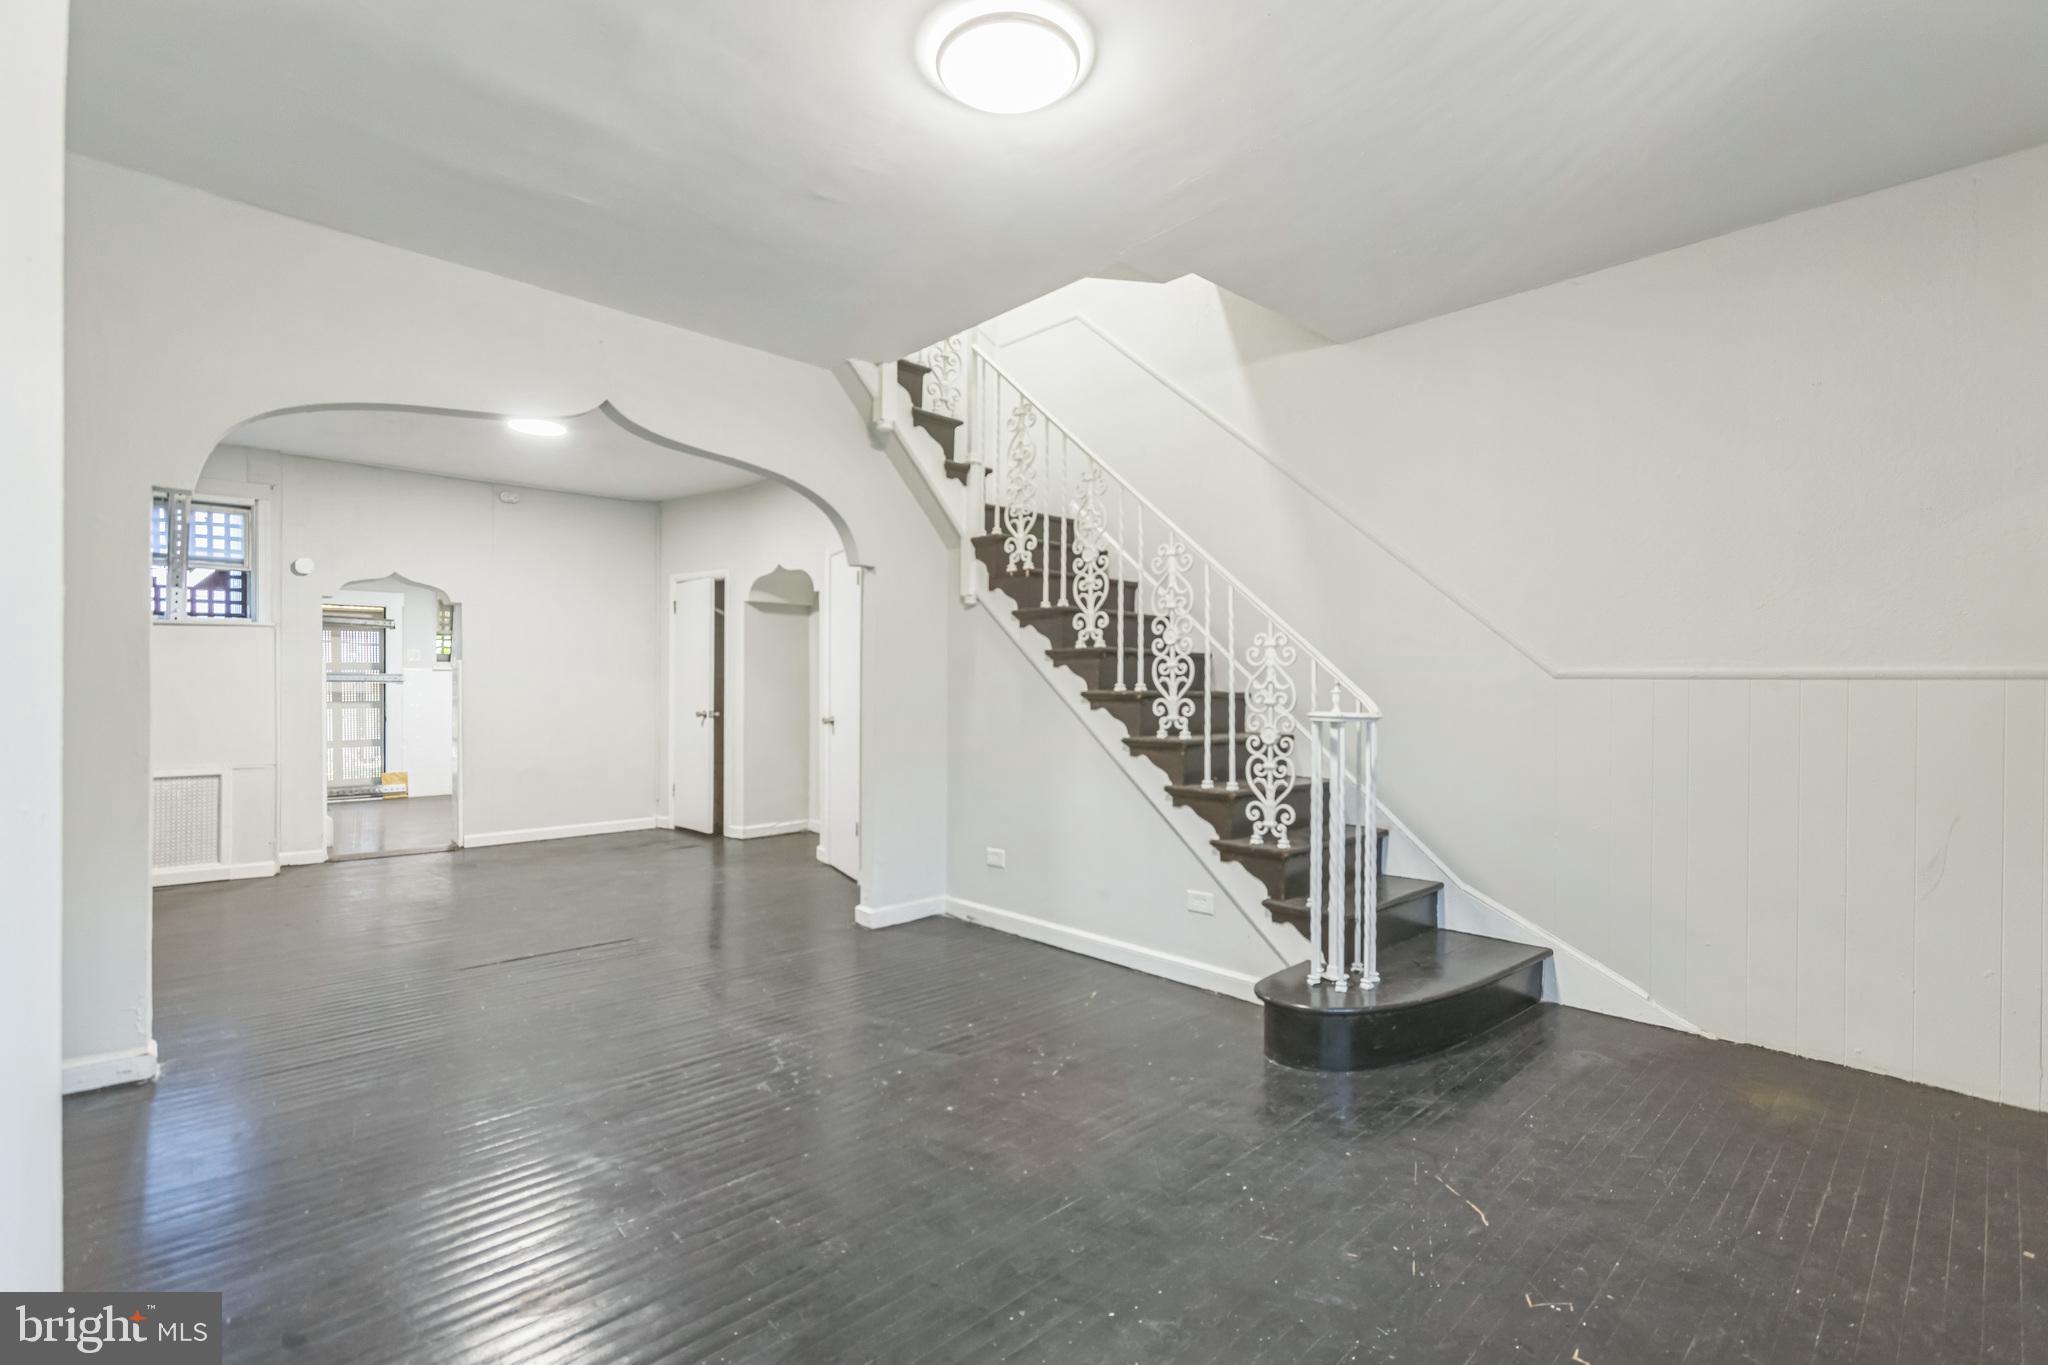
[694,708,714,720]
[821,715,836,727]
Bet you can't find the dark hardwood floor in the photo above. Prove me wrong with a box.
[66,831,2048,1363]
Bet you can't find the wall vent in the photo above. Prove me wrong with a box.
[152,773,223,870]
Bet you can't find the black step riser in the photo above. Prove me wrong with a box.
[1056,652,1212,695]
[1090,692,1248,739]
[1125,736,1245,785]
[1264,893,1436,948]
[896,365,926,409]
[1235,843,1383,902]
[975,538,1137,595]
[1017,611,1163,653]
[1177,789,1387,845]
[1260,959,1545,1071]
[912,408,958,459]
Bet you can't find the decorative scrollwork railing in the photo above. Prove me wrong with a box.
[893,338,1384,992]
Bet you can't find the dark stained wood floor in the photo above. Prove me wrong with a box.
[65,830,2048,1363]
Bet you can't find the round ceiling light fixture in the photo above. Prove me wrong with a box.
[505,417,567,438]
[934,10,1087,114]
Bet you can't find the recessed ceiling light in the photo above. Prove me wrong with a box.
[936,12,1084,114]
[506,417,567,438]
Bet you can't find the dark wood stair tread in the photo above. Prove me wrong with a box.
[1089,687,1235,705]
[1254,931,1550,1070]
[911,407,961,431]
[1258,873,1435,916]
[1257,931,1549,1016]
[1211,827,1386,862]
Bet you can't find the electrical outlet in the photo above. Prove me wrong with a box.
[1186,890,1214,915]
[985,847,1007,869]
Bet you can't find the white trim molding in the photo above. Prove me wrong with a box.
[944,897,1262,1003]
[728,819,814,840]
[151,859,277,888]
[63,1041,160,1095]
[854,897,945,929]
[464,817,660,849]
[279,848,328,867]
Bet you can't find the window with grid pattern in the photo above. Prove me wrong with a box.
[151,490,255,621]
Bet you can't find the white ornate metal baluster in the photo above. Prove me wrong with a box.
[1071,455,1109,650]
[1327,702,1346,983]
[921,334,965,417]
[1038,422,1050,607]
[1056,431,1069,608]
[1002,396,1039,574]
[1114,487,1127,687]
[1244,629,1298,847]
[1135,507,1146,697]
[1149,535,1195,738]
[1226,586,1237,790]
[1200,562,1214,786]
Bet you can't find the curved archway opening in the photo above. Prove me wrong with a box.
[143,399,862,887]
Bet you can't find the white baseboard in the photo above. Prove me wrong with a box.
[464,817,659,849]
[855,897,946,929]
[944,897,1263,1003]
[63,1041,160,1095]
[151,860,277,888]
[807,818,822,833]
[279,848,328,867]
[728,819,814,840]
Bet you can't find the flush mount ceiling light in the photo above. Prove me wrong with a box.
[933,9,1088,114]
[505,417,567,438]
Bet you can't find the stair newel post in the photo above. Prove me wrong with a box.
[959,340,976,465]
[1328,711,1347,985]
[1225,584,1237,791]
[1360,714,1380,989]
[1200,561,1213,787]
[1308,708,1328,986]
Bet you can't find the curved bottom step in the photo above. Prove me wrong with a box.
[1255,930,1551,1071]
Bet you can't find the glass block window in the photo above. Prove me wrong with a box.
[435,600,455,664]
[152,490,255,621]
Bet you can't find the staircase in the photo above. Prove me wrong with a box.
[884,345,1550,1070]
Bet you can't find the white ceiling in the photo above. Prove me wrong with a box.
[69,0,2048,361]
[227,407,760,503]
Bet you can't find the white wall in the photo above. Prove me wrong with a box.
[659,480,842,838]
[946,604,1294,998]
[66,158,952,1085]
[1,0,68,1288]
[979,143,2048,1107]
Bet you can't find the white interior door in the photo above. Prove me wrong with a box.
[670,577,718,834]
[820,552,861,880]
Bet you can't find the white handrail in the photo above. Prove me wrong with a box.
[972,344,1381,721]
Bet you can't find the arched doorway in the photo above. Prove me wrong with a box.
[324,573,460,859]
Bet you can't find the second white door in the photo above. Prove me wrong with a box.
[670,576,720,834]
